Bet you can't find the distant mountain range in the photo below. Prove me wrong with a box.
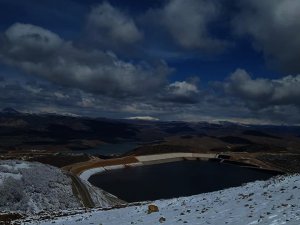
[1,107,21,114]
[1,107,300,157]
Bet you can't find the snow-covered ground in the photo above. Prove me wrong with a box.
[23,174,300,225]
[0,160,81,213]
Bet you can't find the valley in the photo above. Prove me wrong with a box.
[0,109,300,224]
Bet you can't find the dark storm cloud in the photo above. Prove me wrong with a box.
[0,18,201,105]
[224,69,300,106]
[0,77,129,116]
[145,0,229,53]
[1,72,300,124]
[0,78,79,109]
[0,0,300,124]
[0,23,171,98]
[233,0,300,74]
[86,1,143,48]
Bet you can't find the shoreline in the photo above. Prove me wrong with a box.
[62,152,284,207]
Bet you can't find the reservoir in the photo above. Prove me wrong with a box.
[89,160,278,202]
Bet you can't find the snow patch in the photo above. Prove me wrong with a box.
[126,116,159,121]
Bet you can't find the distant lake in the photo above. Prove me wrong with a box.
[89,160,278,202]
[78,142,138,156]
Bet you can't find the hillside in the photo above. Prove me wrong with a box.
[22,174,300,225]
[0,160,81,213]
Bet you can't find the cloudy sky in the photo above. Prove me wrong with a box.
[0,0,300,124]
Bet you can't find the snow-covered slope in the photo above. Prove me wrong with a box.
[0,160,81,213]
[79,167,126,207]
[23,174,300,225]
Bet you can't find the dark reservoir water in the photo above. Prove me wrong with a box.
[89,160,278,202]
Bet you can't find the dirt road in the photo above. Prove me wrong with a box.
[68,172,95,208]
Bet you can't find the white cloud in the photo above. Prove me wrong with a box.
[161,81,200,104]
[168,81,199,96]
